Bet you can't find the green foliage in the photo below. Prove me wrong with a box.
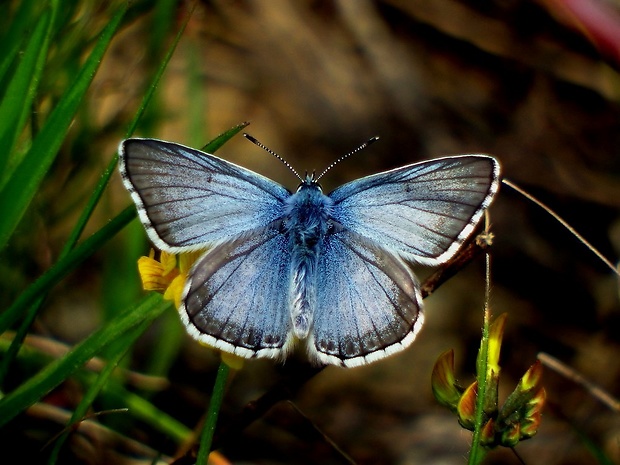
[0,2,232,462]
[0,3,126,249]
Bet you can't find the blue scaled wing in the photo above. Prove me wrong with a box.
[180,223,294,359]
[311,229,423,367]
[329,155,500,265]
[118,138,290,252]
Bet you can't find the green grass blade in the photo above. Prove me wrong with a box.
[142,307,184,380]
[46,321,150,465]
[0,206,136,336]
[104,381,193,444]
[0,5,127,250]
[0,293,169,428]
[196,361,230,465]
[64,2,194,256]
[201,122,249,153]
[150,0,179,56]
[0,0,42,84]
[0,5,54,178]
[0,295,44,387]
[0,0,196,392]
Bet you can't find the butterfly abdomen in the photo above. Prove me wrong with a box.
[286,181,334,339]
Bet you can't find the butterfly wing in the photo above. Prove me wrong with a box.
[311,228,423,367]
[329,155,500,265]
[180,223,295,359]
[119,138,290,252]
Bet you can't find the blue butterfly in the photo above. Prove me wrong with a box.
[118,136,500,367]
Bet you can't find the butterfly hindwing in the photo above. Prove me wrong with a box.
[311,228,423,367]
[329,155,500,265]
[180,223,294,359]
[119,139,290,252]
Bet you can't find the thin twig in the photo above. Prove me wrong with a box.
[538,352,620,412]
[502,178,619,275]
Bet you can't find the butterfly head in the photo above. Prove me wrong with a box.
[297,172,322,193]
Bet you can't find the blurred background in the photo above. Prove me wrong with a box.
[2,0,620,464]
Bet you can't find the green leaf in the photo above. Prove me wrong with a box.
[46,322,149,465]
[0,206,136,336]
[0,2,194,389]
[0,293,170,428]
[0,5,127,250]
[0,5,54,180]
[201,121,249,153]
[0,0,43,85]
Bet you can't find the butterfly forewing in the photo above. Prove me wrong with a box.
[180,224,294,359]
[329,155,500,265]
[119,139,290,252]
[311,230,424,367]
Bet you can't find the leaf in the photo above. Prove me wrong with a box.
[0,206,136,336]
[0,293,170,428]
[0,4,53,180]
[0,5,127,250]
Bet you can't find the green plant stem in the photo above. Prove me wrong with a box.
[196,361,230,465]
[468,251,492,465]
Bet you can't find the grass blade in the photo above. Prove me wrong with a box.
[0,293,169,428]
[0,4,127,250]
[201,122,249,153]
[0,206,136,336]
[0,0,42,84]
[0,4,54,179]
[196,361,230,465]
[46,322,150,464]
[66,2,194,255]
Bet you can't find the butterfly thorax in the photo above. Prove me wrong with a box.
[285,180,333,245]
[284,179,334,339]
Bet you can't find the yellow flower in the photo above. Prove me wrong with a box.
[137,249,245,370]
[137,249,201,307]
[137,250,177,292]
[220,352,245,370]
[487,312,507,375]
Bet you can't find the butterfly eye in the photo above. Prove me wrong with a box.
[296,173,324,191]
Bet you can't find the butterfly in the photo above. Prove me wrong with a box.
[118,136,500,367]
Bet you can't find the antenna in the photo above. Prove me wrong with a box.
[316,136,379,181]
[244,134,302,181]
